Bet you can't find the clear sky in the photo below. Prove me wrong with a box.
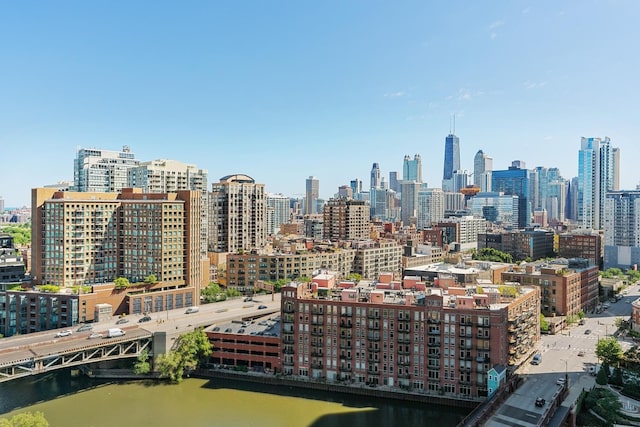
[1,1,639,207]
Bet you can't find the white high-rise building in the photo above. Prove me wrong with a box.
[473,150,493,189]
[417,188,445,229]
[128,159,207,193]
[604,191,640,270]
[578,137,619,230]
[74,146,139,192]
[128,159,208,259]
[305,176,319,215]
[266,193,291,235]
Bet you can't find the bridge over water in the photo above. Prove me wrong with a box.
[0,327,156,383]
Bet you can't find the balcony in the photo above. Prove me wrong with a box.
[311,362,323,369]
[339,366,352,372]
[367,347,380,353]
[428,329,441,335]
[311,351,323,357]
[367,368,379,375]
[311,330,324,337]
[312,319,324,326]
[458,379,472,385]
[340,312,353,317]
[459,366,471,373]
[398,360,410,366]
[476,356,490,363]
[427,340,441,347]
[340,322,353,328]
[283,348,294,354]
[367,335,381,342]
[477,334,490,340]
[397,337,411,344]
[284,306,295,313]
[367,313,380,320]
[398,373,411,379]
[283,360,295,366]
[398,349,411,355]
[282,315,294,324]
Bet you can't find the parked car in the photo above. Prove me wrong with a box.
[116,318,129,325]
[578,319,586,325]
[212,326,220,331]
[88,333,103,339]
[138,316,152,323]
[55,330,73,338]
[584,329,591,335]
[224,328,232,333]
[531,354,542,365]
[77,324,93,332]
[557,377,566,386]
[258,305,267,310]
[578,350,585,357]
[535,397,546,407]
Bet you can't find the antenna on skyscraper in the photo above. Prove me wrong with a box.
[453,114,456,134]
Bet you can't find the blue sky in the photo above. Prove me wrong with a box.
[1,1,639,207]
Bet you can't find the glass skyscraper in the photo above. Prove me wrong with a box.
[578,137,619,230]
[491,163,530,228]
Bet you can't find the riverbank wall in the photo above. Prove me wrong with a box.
[193,368,481,410]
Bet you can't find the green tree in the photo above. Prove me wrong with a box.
[0,224,31,246]
[577,310,585,319]
[596,337,624,366]
[201,282,223,303]
[627,269,640,283]
[498,285,519,298]
[347,273,362,282]
[473,248,513,264]
[156,329,212,383]
[113,277,130,290]
[596,364,609,385]
[133,349,151,375]
[610,365,624,386]
[540,314,549,333]
[0,411,49,427]
[601,268,623,278]
[144,274,158,285]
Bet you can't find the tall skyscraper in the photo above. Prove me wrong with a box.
[208,174,266,253]
[604,191,640,270]
[492,162,530,228]
[473,150,493,188]
[388,172,400,193]
[370,163,381,189]
[266,193,291,235]
[577,137,619,230]
[417,188,445,229]
[74,146,139,192]
[403,154,422,182]
[305,176,319,215]
[400,181,421,226]
[443,134,460,181]
[350,178,362,198]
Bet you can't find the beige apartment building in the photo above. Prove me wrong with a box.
[31,187,204,292]
[323,198,370,241]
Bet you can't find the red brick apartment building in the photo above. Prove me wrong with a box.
[279,277,539,400]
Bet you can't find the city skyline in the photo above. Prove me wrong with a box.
[2,2,640,207]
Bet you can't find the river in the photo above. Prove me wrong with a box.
[0,370,470,427]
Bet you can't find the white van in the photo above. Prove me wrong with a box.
[107,328,126,338]
[185,306,199,314]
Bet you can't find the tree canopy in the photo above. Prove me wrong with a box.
[0,224,31,246]
[472,248,513,264]
[596,337,623,366]
[0,411,49,427]
[156,329,212,383]
[113,277,130,290]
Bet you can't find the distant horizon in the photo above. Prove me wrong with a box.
[2,2,639,206]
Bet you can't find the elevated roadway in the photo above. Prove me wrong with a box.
[0,294,281,383]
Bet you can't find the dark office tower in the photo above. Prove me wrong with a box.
[403,154,422,182]
[350,179,362,197]
[492,163,530,228]
[370,163,381,190]
[443,134,460,181]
